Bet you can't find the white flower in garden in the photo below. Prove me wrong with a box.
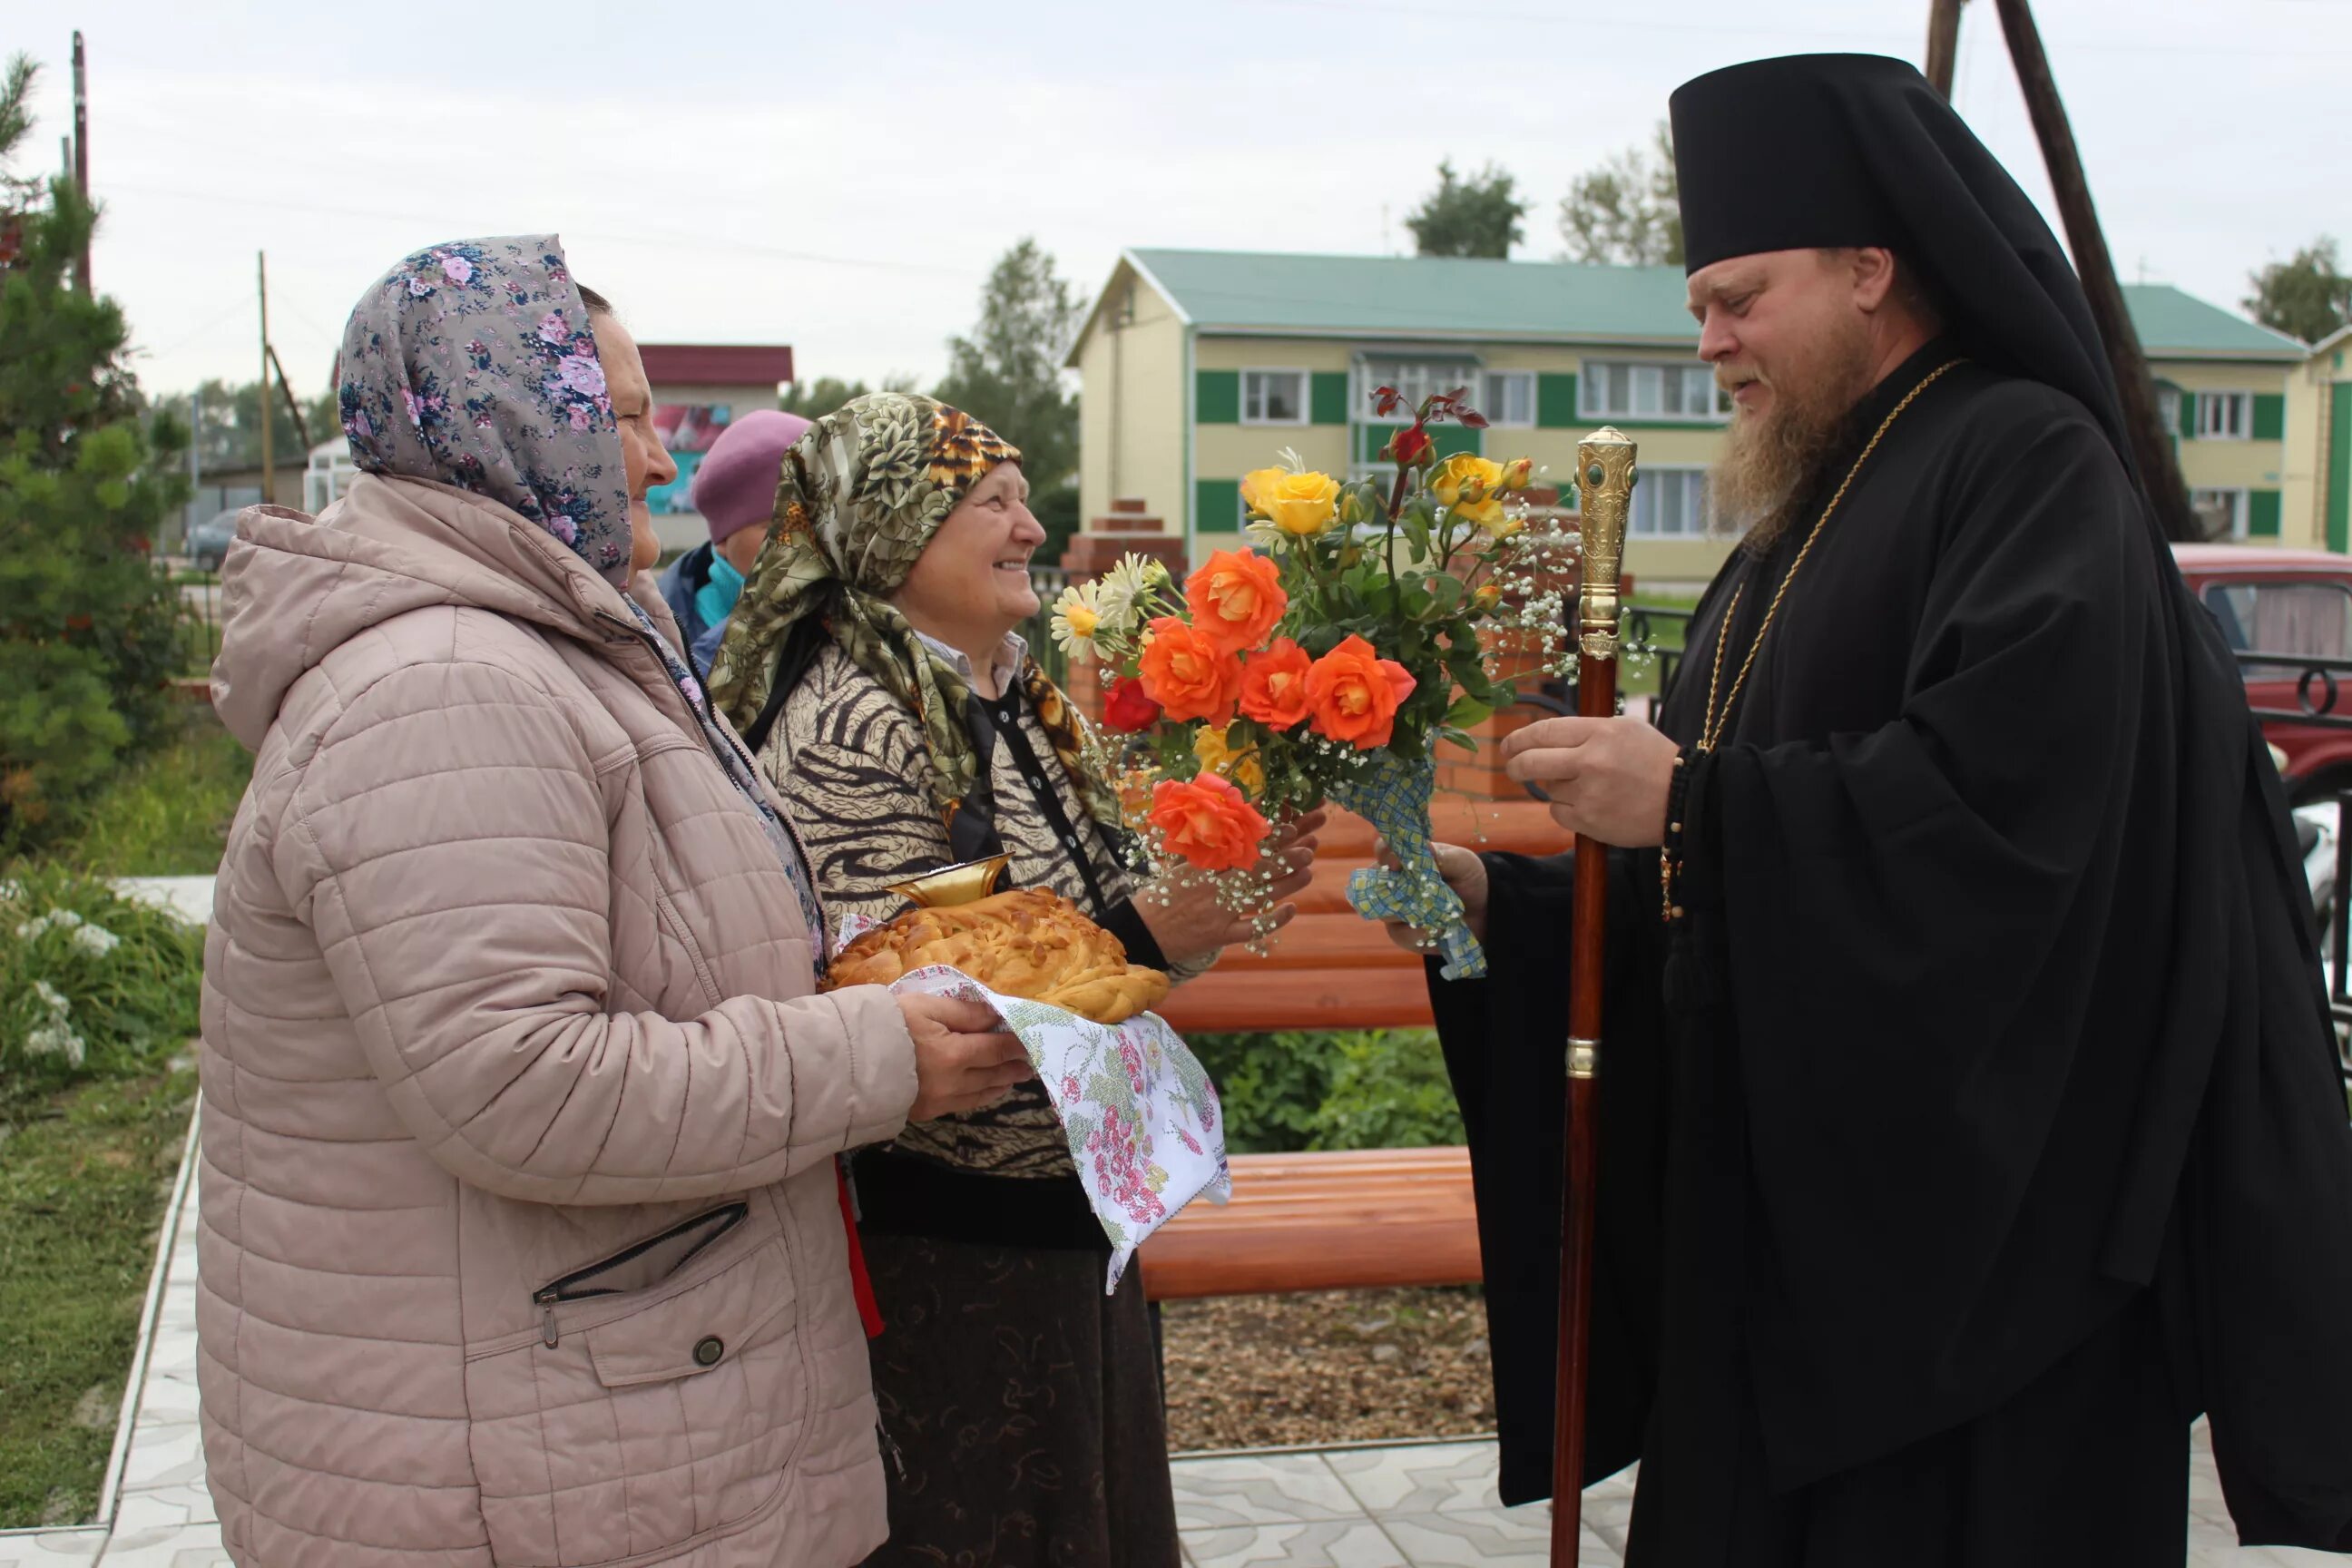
[1049,581,1104,662]
[25,979,84,1065]
[34,979,69,1014]
[70,922,120,957]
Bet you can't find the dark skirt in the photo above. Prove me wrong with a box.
[856,1226,1181,1568]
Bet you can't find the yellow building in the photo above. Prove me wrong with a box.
[1070,250,2307,582]
[2283,323,2352,554]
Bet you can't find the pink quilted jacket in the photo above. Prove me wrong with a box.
[197,474,916,1567]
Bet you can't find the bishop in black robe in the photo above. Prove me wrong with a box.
[1424,54,2352,1566]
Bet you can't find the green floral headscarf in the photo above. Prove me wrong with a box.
[709,393,1120,834]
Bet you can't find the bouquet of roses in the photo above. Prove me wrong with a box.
[1049,386,1576,978]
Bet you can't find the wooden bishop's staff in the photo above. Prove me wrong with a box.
[1551,427,1636,1564]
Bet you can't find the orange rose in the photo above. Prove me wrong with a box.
[1239,637,1314,730]
[1305,634,1419,749]
[1184,548,1288,655]
[1149,773,1272,872]
[1136,616,1244,723]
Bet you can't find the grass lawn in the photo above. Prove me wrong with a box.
[56,712,253,878]
[3,748,226,1525]
[1621,591,1701,699]
[0,1066,196,1527]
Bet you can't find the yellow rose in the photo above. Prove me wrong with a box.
[1193,723,1266,795]
[1240,467,1287,515]
[1431,454,1509,530]
[1499,456,1534,491]
[1242,468,1342,536]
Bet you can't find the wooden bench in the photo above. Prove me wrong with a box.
[1137,802,1556,1299]
[1138,1146,1481,1299]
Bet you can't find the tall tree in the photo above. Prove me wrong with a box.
[0,54,189,846]
[1404,161,1527,260]
[162,377,338,473]
[2246,237,2352,345]
[931,238,1083,553]
[776,373,916,421]
[1558,122,1683,267]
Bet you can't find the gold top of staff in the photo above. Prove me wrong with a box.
[1575,426,1638,661]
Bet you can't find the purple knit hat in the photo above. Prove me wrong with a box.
[691,408,812,544]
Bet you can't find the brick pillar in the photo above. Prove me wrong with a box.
[1057,499,1191,720]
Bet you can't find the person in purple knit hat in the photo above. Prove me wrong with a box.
[658,407,810,673]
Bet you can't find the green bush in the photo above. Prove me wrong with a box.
[1187,1028,1465,1153]
[0,72,191,852]
[0,865,202,1126]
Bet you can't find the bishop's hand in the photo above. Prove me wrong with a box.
[1376,839,1490,952]
[1502,716,1680,848]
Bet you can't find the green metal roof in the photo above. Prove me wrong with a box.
[1119,249,2305,359]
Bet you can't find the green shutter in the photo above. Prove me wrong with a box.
[1310,372,1350,426]
[2333,386,2352,554]
[1429,424,1482,459]
[1537,373,1580,428]
[2177,387,2198,440]
[2254,393,2286,441]
[1196,370,1240,425]
[1195,478,1241,534]
[2249,488,2282,538]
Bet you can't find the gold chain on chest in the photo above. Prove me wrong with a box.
[1661,360,1961,927]
[1694,360,1962,754]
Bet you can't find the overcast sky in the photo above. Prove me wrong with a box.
[5,0,2347,408]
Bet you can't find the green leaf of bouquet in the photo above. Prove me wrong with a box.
[1444,697,1492,729]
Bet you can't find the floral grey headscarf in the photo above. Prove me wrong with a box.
[337,235,633,583]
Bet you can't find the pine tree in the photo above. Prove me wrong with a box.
[1405,162,1528,260]
[932,239,1083,555]
[0,54,190,847]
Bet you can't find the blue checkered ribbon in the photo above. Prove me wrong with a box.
[1329,750,1488,980]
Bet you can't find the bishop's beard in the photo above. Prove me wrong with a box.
[1710,317,1878,552]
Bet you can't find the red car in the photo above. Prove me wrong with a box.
[2175,544,2352,803]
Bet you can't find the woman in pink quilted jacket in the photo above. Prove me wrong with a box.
[196,236,1033,1568]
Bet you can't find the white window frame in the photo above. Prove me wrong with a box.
[1357,358,1484,424]
[1240,368,1310,427]
[2157,385,2182,436]
[2194,391,2250,441]
[2190,486,2249,539]
[1578,359,1730,424]
[1627,464,1711,539]
[1480,370,1536,428]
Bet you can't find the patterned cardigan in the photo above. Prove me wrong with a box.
[760,643,1202,1180]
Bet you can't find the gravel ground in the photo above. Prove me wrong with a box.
[1160,1287,1497,1453]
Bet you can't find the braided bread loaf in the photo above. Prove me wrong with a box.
[822,887,1171,1025]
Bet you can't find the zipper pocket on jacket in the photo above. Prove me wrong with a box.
[533,1201,749,1348]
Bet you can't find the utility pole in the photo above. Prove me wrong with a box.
[188,389,201,547]
[259,251,274,506]
[1992,0,2201,544]
[71,31,89,293]
[1925,0,1966,99]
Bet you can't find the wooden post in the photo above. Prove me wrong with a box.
[1993,0,2203,543]
[1924,0,1965,98]
[70,31,88,293]
[258,251,274,507]
[269,344,311,452]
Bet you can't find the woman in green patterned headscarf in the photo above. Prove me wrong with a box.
[710,393,1319,1568]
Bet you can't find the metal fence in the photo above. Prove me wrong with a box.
[1020,564,1072,687]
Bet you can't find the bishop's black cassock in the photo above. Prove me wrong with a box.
[1432,54,2352,1565]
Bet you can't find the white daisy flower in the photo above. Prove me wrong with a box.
[1050,581,1104,662]
[1093,554,1165,627]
